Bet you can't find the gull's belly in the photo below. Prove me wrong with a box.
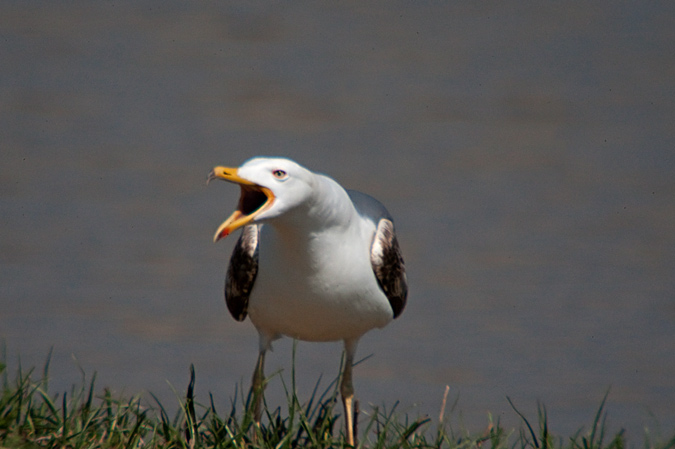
[247,234,393,342]
[249,285,392,342]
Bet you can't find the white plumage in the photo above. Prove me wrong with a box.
[208,157,407,445]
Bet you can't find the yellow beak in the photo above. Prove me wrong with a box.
[208,166,275,242]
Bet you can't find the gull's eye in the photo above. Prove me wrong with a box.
[272,169,288,180]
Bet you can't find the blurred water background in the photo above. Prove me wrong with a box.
[1,0,674,440]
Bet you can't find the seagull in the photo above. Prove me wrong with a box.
[208,157,407,445]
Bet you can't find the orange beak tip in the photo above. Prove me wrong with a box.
[214,229,229,242]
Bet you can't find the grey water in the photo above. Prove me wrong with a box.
[2,1,674,440]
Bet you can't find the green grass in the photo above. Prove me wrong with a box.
[1,352,674,449]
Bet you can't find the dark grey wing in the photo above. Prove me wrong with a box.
[225,224,259,321]
[347,190,408,319]
[370,218,407,318]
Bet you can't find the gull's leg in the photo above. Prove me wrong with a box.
[341,339,358,446]
[250,349,266,426]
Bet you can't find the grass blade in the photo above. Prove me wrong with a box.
[507,396,539,448]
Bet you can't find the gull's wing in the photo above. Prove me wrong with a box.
[370,217,407,318]
[225,224,259,321]
[348,190,408,318]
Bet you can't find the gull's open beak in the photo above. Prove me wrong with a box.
[207,166,275,242]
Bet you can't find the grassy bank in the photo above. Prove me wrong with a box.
[1,354,673,449]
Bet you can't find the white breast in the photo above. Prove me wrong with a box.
[247,216,393,343]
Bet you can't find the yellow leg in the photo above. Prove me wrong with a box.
[341,341,357,446]
[251,350,266,426]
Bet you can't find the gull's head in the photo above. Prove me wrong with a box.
[208,157,315,242]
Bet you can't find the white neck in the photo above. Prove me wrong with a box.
[272,174,356,235]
